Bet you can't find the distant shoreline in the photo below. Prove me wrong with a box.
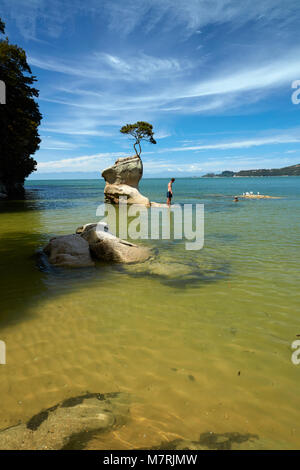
[202,163,300,178]
[25,174,300,182]
[201,174,299,178]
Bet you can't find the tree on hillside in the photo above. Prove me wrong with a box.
[0,18,42,198]
[120,121,156,158]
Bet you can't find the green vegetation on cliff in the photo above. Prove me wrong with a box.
[202,164,300,177]
[0,18,42,198]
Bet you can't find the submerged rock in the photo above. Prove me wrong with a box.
[150,201,169,208]
[79,224,152,264]
[238,194,280,199]
[43,234,95,268]
[0,392,129,450]
[102,155,150,206]
[121,247,230,288]
[144,431,259,451]
[123,251,200,280]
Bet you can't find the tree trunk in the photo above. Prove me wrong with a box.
[134,141,141,158]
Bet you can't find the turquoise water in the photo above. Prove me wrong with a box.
[0,176,299,449]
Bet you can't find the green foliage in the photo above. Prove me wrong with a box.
[120,121,156,157]
[221,170,235,177]
[0,17,42,197]
[0,19,5,34]
[236,164,300,176]
[203,164,300,177]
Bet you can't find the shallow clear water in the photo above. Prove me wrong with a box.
[0,176,299,449]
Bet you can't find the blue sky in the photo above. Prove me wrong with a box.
[1,0,300,178]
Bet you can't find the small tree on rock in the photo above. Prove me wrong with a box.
[120,121,156,158]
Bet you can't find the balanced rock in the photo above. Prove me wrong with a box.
[43,234,95,268]
[104,183,150,205]
[102,155,150,206]
[78,224,152,264]
[102,155,142,187]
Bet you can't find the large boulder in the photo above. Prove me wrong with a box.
[43,234,95,268]
[102,155,150,206]
[79,224,152,264]
[102,155,142,187]
[104,183,150,206]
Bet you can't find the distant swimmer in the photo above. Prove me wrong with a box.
[234,196,239,202]
[166,178,175,207]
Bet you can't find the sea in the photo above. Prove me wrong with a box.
[0,176,299,449]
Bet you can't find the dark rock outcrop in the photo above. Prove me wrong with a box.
[0,180,25,199]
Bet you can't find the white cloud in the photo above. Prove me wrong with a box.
[3,0,299,39]
[157,134,300,154]
[37,152,127,171]
[30,46,300,122]
[41,125,115,137]
[184,55,300,98]
[39,137,79,151]
[99,53,191,80]
[133,129,300,158]
[4,0,300,176]
[36,128,300,174]
[29,51,193,82]
[92,0,300,38]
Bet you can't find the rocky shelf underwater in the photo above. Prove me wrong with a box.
[0,390,264,450]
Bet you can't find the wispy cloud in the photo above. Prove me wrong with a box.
[6,0,297,39]
[37,152,127,171]
[39,136,82,151]
[30,47,300,123]
[3,0,300,176]
[156,133,300,154]
[29,52,193,82]
[36,128,300,173]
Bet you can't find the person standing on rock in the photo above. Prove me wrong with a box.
[166,178,175,207]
